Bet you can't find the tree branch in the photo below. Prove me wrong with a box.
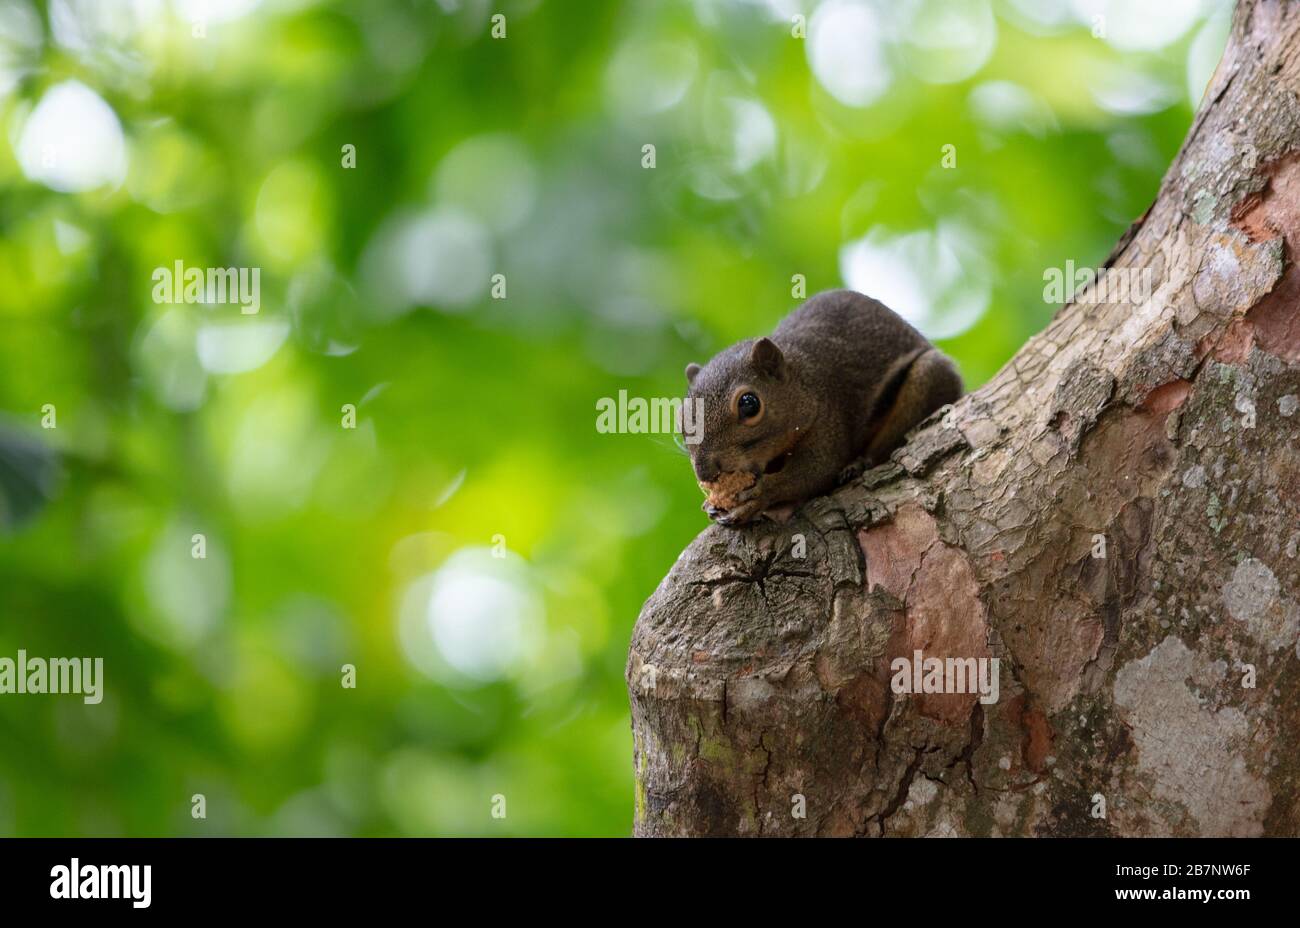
[626,0,1300,837]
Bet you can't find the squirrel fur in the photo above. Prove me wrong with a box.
[684,289,962,525]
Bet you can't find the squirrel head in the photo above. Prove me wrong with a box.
[682,337,814,523]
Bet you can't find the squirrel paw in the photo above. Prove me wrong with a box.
[837,456,871,486]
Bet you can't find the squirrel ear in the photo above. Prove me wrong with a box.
[685,362,701,385]
[749,338,786,379]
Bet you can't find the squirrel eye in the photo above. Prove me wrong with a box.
[737,392,761,420]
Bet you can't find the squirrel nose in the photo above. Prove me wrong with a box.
[695,455,721,483]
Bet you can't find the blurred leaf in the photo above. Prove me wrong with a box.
[0,423,59,532]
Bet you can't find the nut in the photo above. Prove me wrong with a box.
[701,470,756,511]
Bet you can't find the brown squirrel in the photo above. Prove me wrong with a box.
[684,289,962,525]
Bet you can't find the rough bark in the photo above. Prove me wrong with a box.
[626,0,1300,837]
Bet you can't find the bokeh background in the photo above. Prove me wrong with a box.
[0,0,1231,836]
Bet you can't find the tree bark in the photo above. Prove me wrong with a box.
[626,0,1300,837]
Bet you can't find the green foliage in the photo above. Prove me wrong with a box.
[0,0,1228,835]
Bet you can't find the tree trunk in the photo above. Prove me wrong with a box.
[626,0,1300,837]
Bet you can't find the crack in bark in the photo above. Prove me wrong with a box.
[871,746,929,836]
[949,702,986,795]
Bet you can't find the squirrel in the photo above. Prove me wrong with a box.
[683,289,962,526]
